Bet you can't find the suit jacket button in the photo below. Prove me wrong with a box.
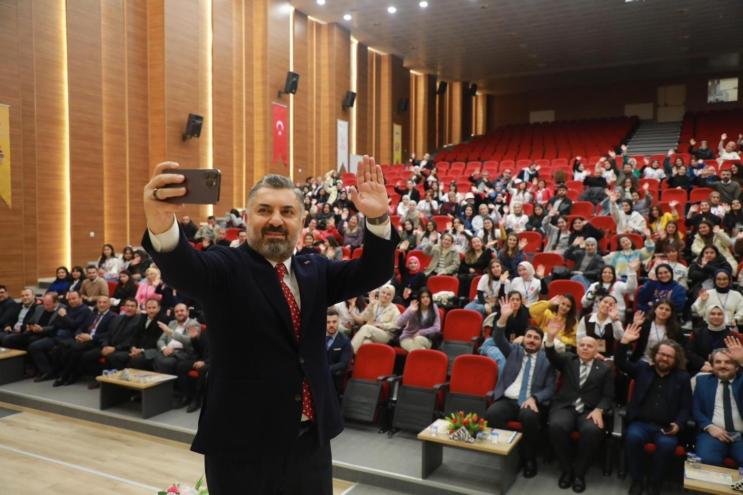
[294,394,302,402]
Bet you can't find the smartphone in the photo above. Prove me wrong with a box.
[162,169,221,204]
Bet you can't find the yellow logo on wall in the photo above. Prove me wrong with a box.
[0,104,11,208]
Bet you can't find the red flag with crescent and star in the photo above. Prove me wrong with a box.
[272,103,289,166]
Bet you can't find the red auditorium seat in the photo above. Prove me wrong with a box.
[341,344,396,423]
[427,275,459,296]
[107,280,117,297]
[532,252,566,274]
[467,275,483,301]
[407,249,432,270]
[439,309,484,372]
[590,216,616,235]
[443,355,498,418]
[689,187,713,203]
[518,231,543,253]
[547,280,585,311]
[390,349,449,433]
[661,188,688,204]
[571,201,594,218]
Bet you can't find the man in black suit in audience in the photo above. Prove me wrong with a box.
[0,288,35,347]
[0,285,20,331]
[53,296,116,386]
[82,297,143,388]
[142,157,395,494]
[4,292,63,355]
[484,300,556,478]
[545,323,614,493]
[325,308,352,401]
[113,298,167,371]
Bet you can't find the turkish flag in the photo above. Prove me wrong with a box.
[272,103,289,166]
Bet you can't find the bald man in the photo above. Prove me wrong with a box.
[544,330,614,493]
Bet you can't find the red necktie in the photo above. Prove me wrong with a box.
[275,263,315,421]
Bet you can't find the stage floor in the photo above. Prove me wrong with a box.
[0,378,688,494]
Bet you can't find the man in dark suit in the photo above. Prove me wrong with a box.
[3,292,63,354]
[693,338,743,468]
[0,288,37,347]
[484,298,556,478]
[53,295,116,386]
[616,322,692,495]
[82,297,143,388]
[325,308,352,401]
[111,298,167,371]
[547,183,573,217]
[545,323,614,493]
[142,157,396,495]
[0,285,21,330]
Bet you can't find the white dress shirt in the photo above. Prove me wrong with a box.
[711,379,743,433]
[504,352,537,400]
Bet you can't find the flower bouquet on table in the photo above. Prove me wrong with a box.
[445,410,487,443]
[157,477,208,495]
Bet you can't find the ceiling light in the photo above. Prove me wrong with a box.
[316,0,326,5]
[387,6,397,14]
[419,1,429,7]
[343,13,352,21]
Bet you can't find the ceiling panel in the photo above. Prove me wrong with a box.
[290,0,743,92]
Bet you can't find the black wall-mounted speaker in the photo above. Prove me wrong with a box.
[468,83,478,96]
[343,91,356,109]
[182,113,204,141]
[436,81,448,95]
[398,97,409,113]
[278,71,300,98]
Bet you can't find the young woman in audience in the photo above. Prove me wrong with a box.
[688,245,734,300]
[417,220,440,252]
[332,296,366,335]
[525,203,547,234]
[399,219,419,248]
[47,266,72,296]
[460,204,476,232]
[341,214,364,250]
[98,243,123,281]
[722,198,743,236]
[691,221,737,269]
[572,160,587,181]
[646,245,689,289]
[582,264,638,321]
[111,270,138,312]
[448,217,472,254]
[505,261,545,307]
[636,263,687,313]
[532,178,552,205]
[629,300,685,363]
[647,202,679,235]
[457,236,492,298]
[396,289,441,351]
[691,269,743,326]
[508,179,532,207]
[497,233,526,277]
[395,242,428,306]
[120,246,135,270]
[529,294,579,352]
[576,294,624,358]
[542,211,572,254]
[127,249,151,281]
[479,292,531,369]
[477,217,499,250]
[602,234,655,277]
[67,265,85,295]
[465,259,508,315]
[654,220,685,254]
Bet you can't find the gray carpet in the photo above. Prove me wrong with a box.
[0,406,18,419]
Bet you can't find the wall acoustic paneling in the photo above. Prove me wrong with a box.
[267,0,291,177]
[354,43,369,157]
[67,0,104,265]
[292,11,310,179]
[245,0,269,185]
[32,0,72,277]
[0,0,27,291]
[389,55,410,163]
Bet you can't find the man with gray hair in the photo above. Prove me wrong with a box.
[142,157,396,494]
[565,236,605,289]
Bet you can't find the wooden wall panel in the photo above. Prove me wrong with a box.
[0,0,27,291]
[245,0,268,184]
[126,0,150,240]
[212,0,236,208]
[332,25,351,169]
[292,11,310,179]
[33,0,71,277]
[67,0,104,265]
[354,43,369,156]
[102,0,128,250]
[389,55,410,162]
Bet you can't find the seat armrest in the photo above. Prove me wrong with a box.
[385,375,403,383]
[377,374,398,382]
[433,382,450,392]
[612,407,626,438]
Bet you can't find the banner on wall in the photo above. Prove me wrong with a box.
[336,119,349,172]
[393,123,402,164]
[0,105,11,208]
[272,102,289,166]
[350,154,363,174]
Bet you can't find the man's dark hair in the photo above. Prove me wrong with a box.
[248,175,304,212]
[326,308,339,317]
[122,297,138,306]
[86,264,97,271]
[208,215,216,221]
[649,338,687,371]
[524,325,544,340]
[0,285,6,292]
[66,290,80,299]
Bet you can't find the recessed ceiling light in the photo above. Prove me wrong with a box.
[387,6,397,14]
[419,1,429,7]
[316,0,325,5]
[343,13,352,21]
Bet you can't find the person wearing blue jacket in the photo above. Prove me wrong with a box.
[636,263,686,313]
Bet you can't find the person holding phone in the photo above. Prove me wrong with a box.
[615,323,692,495]
[142,158,397,495]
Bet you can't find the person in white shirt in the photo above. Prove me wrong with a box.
[576,295,625,358]
[719,133,742,161]
[229,231,248,248]
[503,202,530,233]
[153,303,200,374]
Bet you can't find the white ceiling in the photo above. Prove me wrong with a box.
[291,0,743,94]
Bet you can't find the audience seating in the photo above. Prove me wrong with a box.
[443,355,498,419]
[439,309,484,372]
[342,344,397,423]
[389,349,449,433]
[532,252,566,274]
[547,280,586,310]
[517,231,543,253]
[427,275,459,296]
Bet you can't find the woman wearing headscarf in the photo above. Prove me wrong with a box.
[636,263,687,313]
[687,245,733,300]
[504,261,545,307]
[691,269,743,327]
[394,247,427,306]
[691,221,737,269]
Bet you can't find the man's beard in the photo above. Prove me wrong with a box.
[249,227,297,261]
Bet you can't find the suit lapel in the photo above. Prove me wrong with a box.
[293,255,316,342]
[243,245,296,345]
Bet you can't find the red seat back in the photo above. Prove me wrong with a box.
[532,252,565,274]
[571,201,594,218]
[689,187,713,203]
[352,344,396,381]
[547,280,586,310]
[468,275,483,301]
[427,275,459,295]
[449,355,498,396]
[517,231,543,253]
[108,280,117,297]
[402,349,448,388]
[443,309,483,342]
